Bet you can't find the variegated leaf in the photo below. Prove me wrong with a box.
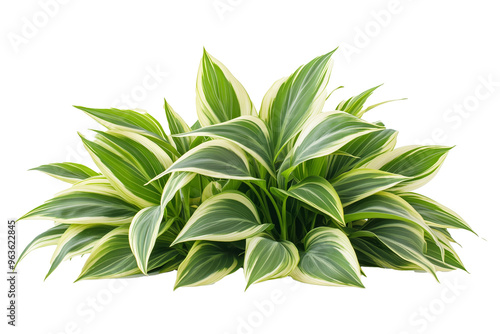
[175,241,241,289]
[244,235,299,289]
[196,49,256,127]
[16,224,69,266]
[172,191,270,244]
[30,162,98,184]
[164,100,192,154]
[291,227,364,287]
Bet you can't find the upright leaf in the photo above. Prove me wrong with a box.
[196,50,256,127]
[164,100,192,154]
[260,50,336,159]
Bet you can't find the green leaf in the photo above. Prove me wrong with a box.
[46,224,115,278]
[399,192,475,234]
[75,106,168,140]
[196,49,256,127]
[175,116,275,176]
[331,168,409,206]
[326,129,398,179]
[260,50,336,159]
[18,191,138,225]
[172,191,270,244]
[276,176,344,226]
[129,206,164,274]
[244,235,299,289]
[286,111,383,172]
[291,227,364,287]
[337,85,381,117]
[76,226,180,280]
[30,162,98,184]
[80,130,173,207]
[363,145,452,192]
[424,229,466,271]
[175,241,240,289]
[352,219,437,278]
[164,100,192,154]
[155,139,260,182]
[16,224,69,266]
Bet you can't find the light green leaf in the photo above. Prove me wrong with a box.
[175,241,240,289]
[337,85,381,117]
[129,206,164,274]
[18,191,138,225]
[327,129,398,179]
[331,168,409,206]
[175,116,275,176]
[47,224,115,278]
[286,111,383,172]
[172,191,270,244]
[244,235,299,289]
[80,130,173,207]
[277,176,344,226]
[76,226,180,280]
[164,100,192,154]
[16,224,69,266]
[30,162,98,184]
[154,139,260,182]
[196,49,256,127]
[260,50,336,159]
[363,145,452,192]
[352,219,437,278]
[291,227,364,287]
[399,192,474,234]
[75,106,168,140]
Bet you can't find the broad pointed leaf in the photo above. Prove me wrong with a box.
[30,162,98,184]
[291,227,364,287]
[172,191,270,244]
[164,100,192,154]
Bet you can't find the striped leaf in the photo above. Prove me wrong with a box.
[80,130,173,207]
[76,226,180,280]
[344,192,441,251]
[363,145,452,192]
[19,191,138,225]
[196,49,256,127]
[172,191,270,244]
[17,224,69,265]
[277,176,344,226]
[337,85,381,117]
[244,235,299,289]
[160,172,197,207]
[260,50,335,159]
[327,129,398,179]
[399,192,474,234]
[129,206,164,274]
[175,116,275,176]
[164,100,192,154]
[286,111,383,172]
[154,139,260,181]
[175,241,241,289]
[75,106,168,140]
[291,227,364,287]
[30,162,98,184]
[352,219,437,278]
[47,224,115,278]
[424,229,466,271]
[331,168,409,206]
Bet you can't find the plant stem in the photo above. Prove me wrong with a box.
[281,197,288,240]
[246,182,273,225]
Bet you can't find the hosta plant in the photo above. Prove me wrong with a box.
[17,48,475,289]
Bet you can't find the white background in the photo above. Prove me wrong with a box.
[1,1,499,333]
